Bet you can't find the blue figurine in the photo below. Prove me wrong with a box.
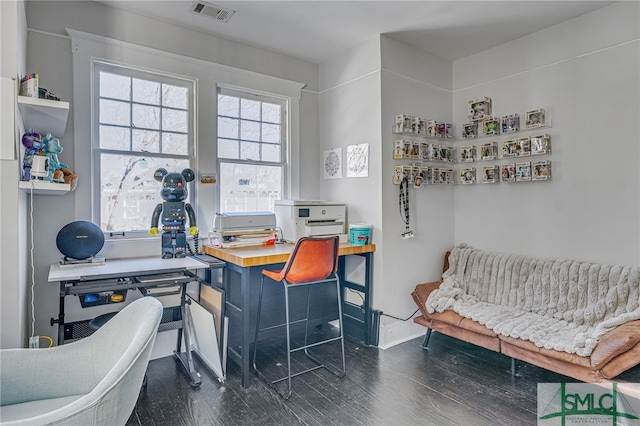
[42,133,68,182]
[149,168,198,258]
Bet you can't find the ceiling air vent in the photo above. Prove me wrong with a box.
[191,1,236,23]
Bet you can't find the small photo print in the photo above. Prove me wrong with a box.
[516,161,532,182]
[526,108,545,128]
[502,139,518,157]
[428,143,439,161]
[468,97,492,121]
[403,165,414,184]
[414,166,426,188]
[481,142,498,160]
[412,116,426,135]
[427,120,439,138]
[460,145,477,162]
[440,145,454,162]
[420,166,431,185]
[394,140,404,159]
[460,167,476,184]
[531,134,551,155]
[482,165,499,183]
[501,164,516,182]
[501,114,520,133]
[410,141,420,159]
[420,142,429,161]
[462,122,478,139]
[517,136,531,156]
[394,165,404,185]
[482,117,500,136]
[395,114,413,133]
[443,168,454,184]
[438,122,452,139]
[532,160,551,181]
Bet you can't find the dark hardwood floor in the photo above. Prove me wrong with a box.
[126,332,640,426]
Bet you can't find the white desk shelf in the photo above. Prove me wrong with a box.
[18,95,69,137]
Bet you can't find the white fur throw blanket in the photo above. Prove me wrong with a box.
[426,245,640,357]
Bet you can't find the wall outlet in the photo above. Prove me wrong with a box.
[29,336,39,349]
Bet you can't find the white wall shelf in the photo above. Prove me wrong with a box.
[18,180,71,195]
[17,95,69,137]
[19,180,71,195]
[17,95,71,195]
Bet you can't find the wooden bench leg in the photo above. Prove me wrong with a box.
[421,328,432,349]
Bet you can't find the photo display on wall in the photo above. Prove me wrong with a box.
[391,98,553,186]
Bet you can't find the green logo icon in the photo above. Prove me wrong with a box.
[539,383,639,425]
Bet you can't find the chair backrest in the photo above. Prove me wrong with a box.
[0,297,163,426]
[281,236,339,284]
[79,296,163,425]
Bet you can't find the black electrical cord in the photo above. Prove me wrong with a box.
[381,308,420,322]
[346,288,419,322]
[186,232,201,256]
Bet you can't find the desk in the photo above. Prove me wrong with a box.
[203,242,376,388]
[48,256,224,386]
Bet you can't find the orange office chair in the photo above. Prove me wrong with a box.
[252,236,346,399]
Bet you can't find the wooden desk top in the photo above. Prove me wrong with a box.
[202,243,376,268]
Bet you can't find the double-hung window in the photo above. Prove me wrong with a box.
[94,62,195,235]
[217,87,287,212]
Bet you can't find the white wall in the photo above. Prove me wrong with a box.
[317,37,384,338]
[378,36,454,347]
[11,1,640,353]
[20,0,320,350]
[452,2,640,266]
[317,36,455,348]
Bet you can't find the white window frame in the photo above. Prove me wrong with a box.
[69,29,304,243]
[216,86,289,212]
[92,60,196,238]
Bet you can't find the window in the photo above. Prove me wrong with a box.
[217,87,287,212]
[94,62,195,234]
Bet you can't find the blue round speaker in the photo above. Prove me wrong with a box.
[56,221,105,260]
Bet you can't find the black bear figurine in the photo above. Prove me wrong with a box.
[149,168,197,259]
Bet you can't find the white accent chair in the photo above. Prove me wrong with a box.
[0,297,163,425]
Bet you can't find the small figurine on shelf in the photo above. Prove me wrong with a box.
[501,114,520,133]
[462,122,477,139]
[482,117,500,136]
[42,133,68,182]
[468,97,492,121]
[21,128,43,181]
[526,108,546,128]
[149,168,198,259]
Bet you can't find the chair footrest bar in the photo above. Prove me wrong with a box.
[270,364,325,384]
[290,335,342,353]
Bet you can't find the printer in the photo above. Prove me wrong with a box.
[213,211,276,233]
[274,200,347,243]
[210,211,277,248]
